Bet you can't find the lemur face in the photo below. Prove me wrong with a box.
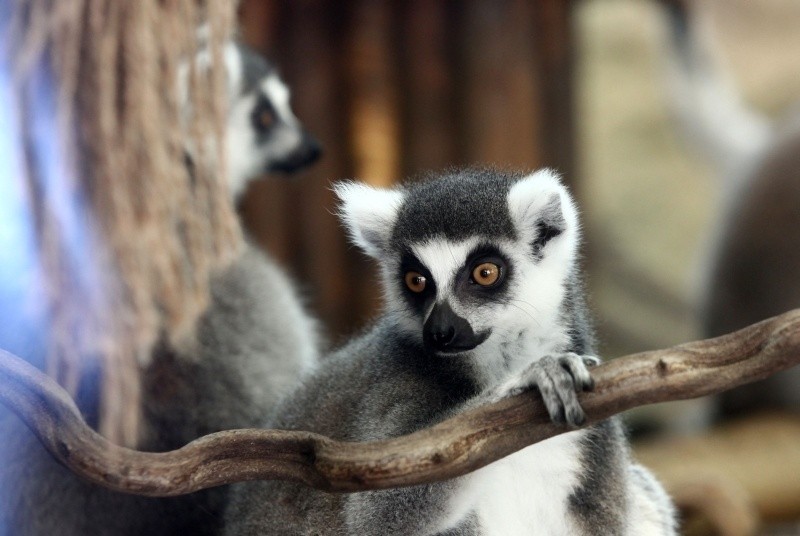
[180,40,321,200]
[336,169,581,357]
[225,43,321,198]
[398,239,510,353]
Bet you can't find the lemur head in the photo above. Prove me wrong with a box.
[224,43,321,198]
[336,168,581,368]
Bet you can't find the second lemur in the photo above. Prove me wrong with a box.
[224,168,676,535]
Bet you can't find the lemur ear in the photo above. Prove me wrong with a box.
[507,169,580,257]
[334,181,405,258]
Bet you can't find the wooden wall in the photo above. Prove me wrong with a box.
[237,0,576,342]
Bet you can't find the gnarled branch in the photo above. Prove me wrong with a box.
[1,309,799,497]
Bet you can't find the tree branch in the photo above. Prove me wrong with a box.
[1,309,799,497]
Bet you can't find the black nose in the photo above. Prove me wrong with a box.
[430,325,456,348]
[304,136,322,164]
[423,301,488,354]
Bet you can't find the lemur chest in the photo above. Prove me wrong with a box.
[471,430,585,536]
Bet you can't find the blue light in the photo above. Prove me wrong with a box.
[0,67,48,367]
[28,66,99,299]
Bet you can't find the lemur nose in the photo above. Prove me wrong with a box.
[431,326,456,347]
[423,301,484,354]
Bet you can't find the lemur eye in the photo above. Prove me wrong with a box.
[260,110,274,128]
[251,96,277,132]
[404,271,427,293]
[472,262,500,287]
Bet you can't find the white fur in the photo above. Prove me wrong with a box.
[412,238,481,300]
[624,465,677,535]
[472,432,585,535]
[507,169,580,258]
[263,75,299,127]
[223,41,243,98]
[226,92,259,196]
[334,181,405,258]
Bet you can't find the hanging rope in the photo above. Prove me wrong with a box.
[1,0,241,446]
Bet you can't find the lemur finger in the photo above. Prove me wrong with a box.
[558,353,595,392]
[549,363,586,427]
[535,355,587,427]
[530,366,567,425]
[538,356,587,426]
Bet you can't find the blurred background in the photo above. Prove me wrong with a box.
[1,0,799,534]
[237,0,800,357]
[235,0,800,533]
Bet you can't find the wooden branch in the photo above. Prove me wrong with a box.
[1,309,800,497]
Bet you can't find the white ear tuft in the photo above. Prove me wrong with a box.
[508,169,580,252]
[333,181,405,258]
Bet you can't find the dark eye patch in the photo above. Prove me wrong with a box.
[250,94,277,136]
[399,251,436,314]
[456,244,512,304]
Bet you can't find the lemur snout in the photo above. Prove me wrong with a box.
[423,301,488,353]
[269,132,322,173]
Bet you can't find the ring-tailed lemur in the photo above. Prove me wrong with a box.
[0,42,321,535]
[661,1,800,422]
[223,168,676,536]
[183,39,322,198]
[224,42,321,198]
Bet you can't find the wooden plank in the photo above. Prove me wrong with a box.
[346,0,401,187]
[398,0,460,175]
[238,0,279,52]
[532,0,577,187]
[459,0,542,169]
[274,1,371,339]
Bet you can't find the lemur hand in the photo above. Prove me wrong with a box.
[487,353,598,427]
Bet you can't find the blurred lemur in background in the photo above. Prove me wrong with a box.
[224,42,321,197]
[662,1,800,421]
[0,41,321,536]
[224,169,676,536]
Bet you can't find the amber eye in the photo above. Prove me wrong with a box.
[472,262,500,287]
[260,110,274,128]
[404,271,427,293]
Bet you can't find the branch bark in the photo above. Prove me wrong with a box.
[1,309,800,497]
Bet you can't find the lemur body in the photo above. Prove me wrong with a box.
[661,1,800,419]
[0,43,321,535]
[224,169,675,535]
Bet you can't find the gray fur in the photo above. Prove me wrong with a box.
[234,42,276,96]
[224,169,675,535]
[569,420,628,533]
[390,169,519,247]
[0,44,320,535]
[0,243,319,536]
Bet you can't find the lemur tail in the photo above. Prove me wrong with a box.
[660,0,772,180]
